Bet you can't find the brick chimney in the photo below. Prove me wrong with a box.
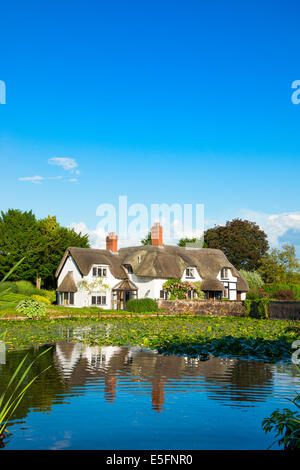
[106,232,118,253]
[151,222,163,247]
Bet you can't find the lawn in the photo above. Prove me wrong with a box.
[0,302,171,318]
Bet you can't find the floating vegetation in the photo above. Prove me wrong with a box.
[0,316,298,361]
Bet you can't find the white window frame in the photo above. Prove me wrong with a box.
[160,290,169,300]
[61,292,74,305]
[221,267,230,279]
[186,268,195,279]
[92,266,108,278]
[91,295,107,306]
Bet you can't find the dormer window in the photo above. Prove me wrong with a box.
[186,268,195,279]
[138,255,142,264]
[124,264,133,274]
[92,266,107,277]
[221,267,230,279]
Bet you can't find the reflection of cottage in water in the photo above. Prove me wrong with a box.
[53,342,274,412]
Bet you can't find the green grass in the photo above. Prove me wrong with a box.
[0,315,298,361]
[0,300,169,318]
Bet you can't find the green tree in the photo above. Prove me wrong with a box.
[37,215,90,288]
[239,270,264,290]
[204,219,269,270]
[258,244,300,284]
[178,237,208,248]
[0,209,43,283]
[141,232,152,245]
[0,210,90,289]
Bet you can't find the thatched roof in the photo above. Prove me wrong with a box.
[56,245,249,292]
[118,245,239,279]
[56,273,78,293]
[55,247,128,280]
[200,279,225,292]
[236,276,249,292]
[113,280,138,291]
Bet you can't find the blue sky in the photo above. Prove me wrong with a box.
[0,0,300,252]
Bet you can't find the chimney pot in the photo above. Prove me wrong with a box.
[106,232,118,252]
[151,223,163,247]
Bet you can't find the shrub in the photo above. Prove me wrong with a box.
[38,289,56,302]
[126,298,158,313]
[263,284,300,300]
[193,281,205,299]
[239,270,264,290]
[0,282,18,294]
[15,280,36,296]
[31,294,51,305]
[244,298,271,319]
[246,288,270,300]
[16,298,46,319]
[272,290,297,301]
[162,279,194,299]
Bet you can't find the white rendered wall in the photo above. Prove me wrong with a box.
[57,256,120,309]
[128,274,167,300]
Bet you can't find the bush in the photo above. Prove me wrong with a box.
[263,284,300,300]
[0,282,19,293]
[193,281,205,299]
[239,270,264,290]
[244,298,271,319]
[272,290,297,301]
[162,279,194,299]
[15,280,37,296]
[16,298,46,319]
[126,298,158,313]
[38,289,56,302]
[246,288,270,300]
[31,294,51,305]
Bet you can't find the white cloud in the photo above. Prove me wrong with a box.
[70,210,300,256]
[67,178,78,183]
[18,175,44,184]
[48,157,78,172]
[240,209,300,247]
[69,222,106,248]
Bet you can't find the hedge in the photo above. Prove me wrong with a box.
[126,298,158,313]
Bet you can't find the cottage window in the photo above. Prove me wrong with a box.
[62,292,74,305]
[221,268,230,279]
[138,255,142,264]
[160,290,168,300]
[92,267,108,277]
[186,268,195,278]
[124,264,133,274]
[223,287,229,299]
[187,290,194,299]
[91,295,107,306]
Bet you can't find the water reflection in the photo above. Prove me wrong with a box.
[52,342,276,411]
[0,342,298,450]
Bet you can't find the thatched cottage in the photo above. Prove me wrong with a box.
[56,223,249,309]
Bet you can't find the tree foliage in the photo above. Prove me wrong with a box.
[141,232,152,245]
[0,210,90,289]
[258,244,300,284]
[204,218,269,270]
[177,237,208,248]
[239,270,264,290]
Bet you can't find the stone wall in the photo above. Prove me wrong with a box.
[158,299,300,320]
[157,299,246,317]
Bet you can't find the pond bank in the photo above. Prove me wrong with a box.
[0,312,192,321]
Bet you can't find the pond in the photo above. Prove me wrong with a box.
[0,341,299,450]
